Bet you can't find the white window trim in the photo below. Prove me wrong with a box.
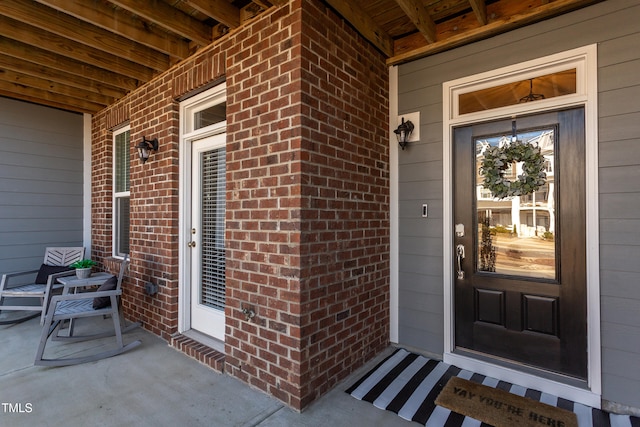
[113,124,130,258]
[178,83,227,334]
[442,45,600,408]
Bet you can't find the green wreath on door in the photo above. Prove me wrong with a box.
[480,142,547,199]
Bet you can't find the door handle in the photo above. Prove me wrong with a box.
[456,244,465,280]
[188,241,196,248]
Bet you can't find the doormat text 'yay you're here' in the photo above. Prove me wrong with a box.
[435,376,578,427]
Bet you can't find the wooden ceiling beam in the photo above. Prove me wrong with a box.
[324,0,394,57]
[252,0,273,8]
[389,0,602,65]
[0,36,139,92]
[395,0,437,43]
[0,83,105,114]
[0,16,154,83]
[181,0,241,28]
[0,68,114,106]
[108,0,213,47]
[2,0,169,72]
[35,0,190,60]
[0,54,126,100]
[468,0,488,25]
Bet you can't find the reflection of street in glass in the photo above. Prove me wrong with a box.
[480,234,555,279]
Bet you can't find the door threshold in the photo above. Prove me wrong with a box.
[182,329,225,353]
[444,351,600,408]
[171,330,226,372]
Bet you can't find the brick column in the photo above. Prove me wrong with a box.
[225,0,389,410]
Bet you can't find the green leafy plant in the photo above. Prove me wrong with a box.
[70,259,97,269]
[493,225,510,234]
[479,216,496,272]
[480,141,547,199]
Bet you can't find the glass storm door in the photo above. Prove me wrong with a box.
[190,134,226,340]
[452,109,587,382]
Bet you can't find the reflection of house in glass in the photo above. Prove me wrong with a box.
[476,129,555,237]
[476,129,556,279]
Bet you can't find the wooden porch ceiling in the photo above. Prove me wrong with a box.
[0,0,601,115]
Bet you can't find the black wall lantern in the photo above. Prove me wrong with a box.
[136,137,158,163]
[394,118,414,150]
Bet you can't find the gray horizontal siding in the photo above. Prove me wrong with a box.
[0,97,84,272]
[396,0,640,409]
[597,1,640,410]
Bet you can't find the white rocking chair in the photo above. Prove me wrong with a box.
[0,247,85,325]
[34,255,141,366]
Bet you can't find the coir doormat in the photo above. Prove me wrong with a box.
[435,376,578,427]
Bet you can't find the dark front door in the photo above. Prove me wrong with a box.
[453,108,587,381]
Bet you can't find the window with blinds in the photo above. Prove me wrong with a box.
[114,127,130,256]
[199,147,226,310]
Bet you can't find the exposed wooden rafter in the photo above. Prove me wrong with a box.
[181,0,241,28]
[108,0,213,47]
[3,0,169,72]
[469,0,488,25]
[0,15,154,82]
[388,0,604,65]
[0,0,602,114]
[35,0,191,60]
[395,0,437,43]
[324,0,394,57]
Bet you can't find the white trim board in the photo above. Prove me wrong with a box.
[389,65,399,344]
[178,83,227,336]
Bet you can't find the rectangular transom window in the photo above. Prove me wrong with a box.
[459,69,577,115]
[194,103,226,130]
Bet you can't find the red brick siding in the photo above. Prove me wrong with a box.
[91,0,388,411]
[297,0,390,407]
[224,0,389,410]
[91,44,228,340]
[223,1,305,408]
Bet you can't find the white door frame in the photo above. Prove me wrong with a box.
[178,84,226,336]
[442,45,600,407]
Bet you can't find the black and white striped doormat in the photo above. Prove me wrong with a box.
[346,348,640,427]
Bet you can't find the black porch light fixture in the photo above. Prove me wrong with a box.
[136,137,158,163]
[394,117,414,150]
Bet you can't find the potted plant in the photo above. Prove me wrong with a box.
[70,259,97,279]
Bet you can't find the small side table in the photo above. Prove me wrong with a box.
[57,272,113,289]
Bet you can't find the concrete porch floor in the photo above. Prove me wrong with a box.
[0,315,411,427]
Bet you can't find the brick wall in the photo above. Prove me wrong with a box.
[224,0,389,410]
[91,41,227,340]
[223,0,305,408]
[91,0,389,411]
[298,0,390,407]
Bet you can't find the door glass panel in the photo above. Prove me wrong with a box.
[459,69,576,115]
[194,103,226,130]
[200,147,226,310]
[475,128,556,279]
